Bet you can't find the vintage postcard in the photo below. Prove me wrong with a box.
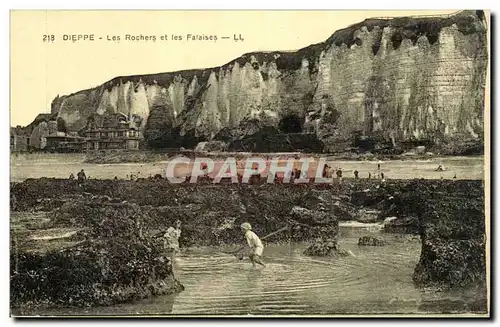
[9,9,490,318]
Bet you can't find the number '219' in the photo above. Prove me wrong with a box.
[43,35,55,42]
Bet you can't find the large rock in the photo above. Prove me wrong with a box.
[12,179,345,246]
[333,200,358,221]
[407,180,486,290]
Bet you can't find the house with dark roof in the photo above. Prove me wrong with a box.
[45,132,86,153]
[83,125,141,151]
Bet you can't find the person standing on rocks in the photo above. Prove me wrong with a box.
[77,169,86,186]
[354,170,359,179]
[164,220,182,276]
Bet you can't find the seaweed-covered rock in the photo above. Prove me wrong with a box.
[10,238,183,308]
[290,206,330,226]
[290,204,342,256]
[332,200,358,221]
[351,188,386,207]
[413,238,485,289]
[11,200,184,308]
[409,180,486,289]
[194,140,228,152]
[358,235,387,246]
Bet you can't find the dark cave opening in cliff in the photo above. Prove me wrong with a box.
[278,115,303,134]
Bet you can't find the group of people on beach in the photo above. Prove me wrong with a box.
[65,161,455,186]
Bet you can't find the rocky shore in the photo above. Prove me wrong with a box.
[10,178,486,308]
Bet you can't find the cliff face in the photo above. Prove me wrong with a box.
[51,10,488,150]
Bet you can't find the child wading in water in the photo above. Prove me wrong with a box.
[240,222,266,268]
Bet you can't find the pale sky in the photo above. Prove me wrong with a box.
[10,10,458,127]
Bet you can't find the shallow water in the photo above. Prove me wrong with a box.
[10,154,484,181]
[20,225,487,317]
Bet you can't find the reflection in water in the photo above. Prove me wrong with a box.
[17,226,487,316]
